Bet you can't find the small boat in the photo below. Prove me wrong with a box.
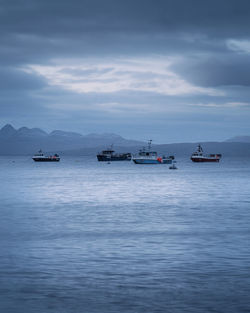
[97,145,131,161]
[132,140,174,164]
[32,150,60,162]
[169,161,178,169]
[191,144,221,162]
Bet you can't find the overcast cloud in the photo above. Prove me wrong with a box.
[0,0,250,142]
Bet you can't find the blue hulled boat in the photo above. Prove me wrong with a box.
[132,140,174,164]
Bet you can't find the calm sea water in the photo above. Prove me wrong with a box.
[0,156,250,313]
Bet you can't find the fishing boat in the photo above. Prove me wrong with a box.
[190,144,221,162]
[132,140,174,164]
[97,145,131,161]
[32,150,60,162]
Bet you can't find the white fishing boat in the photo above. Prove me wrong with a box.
[132,140,174,164]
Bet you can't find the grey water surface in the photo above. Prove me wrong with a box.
[0,156,250,313]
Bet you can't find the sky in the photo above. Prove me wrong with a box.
[0,0,250,143]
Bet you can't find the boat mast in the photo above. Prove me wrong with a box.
[109,143,114,155]
[148,139,152,151]
[198,144,203,153]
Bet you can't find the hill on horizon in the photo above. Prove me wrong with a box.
[225,135,250,143]
[0,124,144,155]
[1,124,250,157]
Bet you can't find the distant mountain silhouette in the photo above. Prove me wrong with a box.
[154,142,250,158]
[49,130,83,138]
[63,142,250,157]
[1,124,250,157]
[225,136,250,143]
[0,124,16,137]
[17,127,48,138]
[0,124,144,155]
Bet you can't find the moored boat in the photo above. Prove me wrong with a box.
[132,140,174,164]
[97,145,131,161]
[32,150,60,162]
[190,144,221,162]
[169,161,178,169]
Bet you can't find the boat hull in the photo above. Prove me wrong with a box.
[133,158,172,164]
[191,157,220,162]
[97,154,131,161]
[32,158,60,162]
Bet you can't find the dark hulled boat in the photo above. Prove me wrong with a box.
[97,146,131,161]
[191,144,221,162]
[32,150,60,162]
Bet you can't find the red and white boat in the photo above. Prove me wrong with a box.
[191,144,221,162]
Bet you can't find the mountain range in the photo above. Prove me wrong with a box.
[1,124,250,157]
[225,136,250,143]
[0,124,143,155]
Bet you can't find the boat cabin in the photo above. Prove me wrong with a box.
[139,150,157,157]
[34,149,44,156]
[101,150,114,155]
[192,144,203,156]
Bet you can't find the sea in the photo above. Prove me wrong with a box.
[0,156,250,313]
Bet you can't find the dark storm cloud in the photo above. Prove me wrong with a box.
[171,53,250,87]
[0,0,249,89]
[0,0,249,73]
[0,66,47,91]
[1,0,250,65]
[1,0,250,36]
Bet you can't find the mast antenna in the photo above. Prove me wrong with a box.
[148,139,152,150]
